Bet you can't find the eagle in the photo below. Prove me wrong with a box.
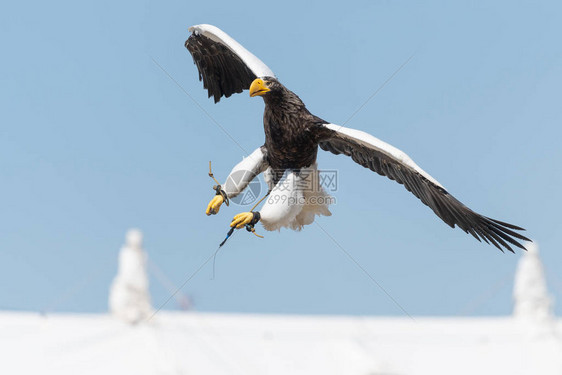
[184,24,529,252]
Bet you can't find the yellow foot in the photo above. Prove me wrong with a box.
[206,195,224,215]
[231,212,258,229]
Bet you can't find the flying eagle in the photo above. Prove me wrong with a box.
[184,24,529,252]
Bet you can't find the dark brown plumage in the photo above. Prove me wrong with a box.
[259,78,323,172]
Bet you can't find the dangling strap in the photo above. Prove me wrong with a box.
[245,212,263,238]
[209,161,229,206]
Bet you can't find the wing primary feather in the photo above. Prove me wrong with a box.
[487,222,528,250]
[489,218,526,231]
[483,226,514,253]
[483,232,504,252]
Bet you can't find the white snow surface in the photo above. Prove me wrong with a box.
[1,311,561,375]
[4,239,558,374]
[188,24,275,79]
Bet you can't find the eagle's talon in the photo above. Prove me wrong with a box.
[230,212,260,229]
[206,195,224,216]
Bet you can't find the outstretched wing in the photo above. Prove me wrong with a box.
[317,123,530,252]
[185,24,275,103]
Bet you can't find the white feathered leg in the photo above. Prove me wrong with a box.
[293,163,332,228]
[260,170,304,231]
[260,164,332,231]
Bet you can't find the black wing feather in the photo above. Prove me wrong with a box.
[185,33,257,103]
[318,126,530,252]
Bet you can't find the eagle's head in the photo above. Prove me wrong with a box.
[249,77,283,98]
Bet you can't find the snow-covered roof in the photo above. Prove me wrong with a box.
[1,311,561,375]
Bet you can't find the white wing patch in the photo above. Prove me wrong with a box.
[324,123,445,189]
[188,24,275,79]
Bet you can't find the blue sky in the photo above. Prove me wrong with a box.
[1,0,561,317]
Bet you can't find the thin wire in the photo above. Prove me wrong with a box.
[147,260,191,310]
[150,57,250,156]
[336,53,416,130]
[211,246,222,280]
[147,231,238,321]
[40,253,115,315]
[315,222,415,321]
[456,271,513,316]
[211,230,237,280]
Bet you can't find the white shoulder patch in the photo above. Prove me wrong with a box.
[188,24,275,79]
[324,123,445,189]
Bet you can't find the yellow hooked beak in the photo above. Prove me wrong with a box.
[249,78,270,97]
